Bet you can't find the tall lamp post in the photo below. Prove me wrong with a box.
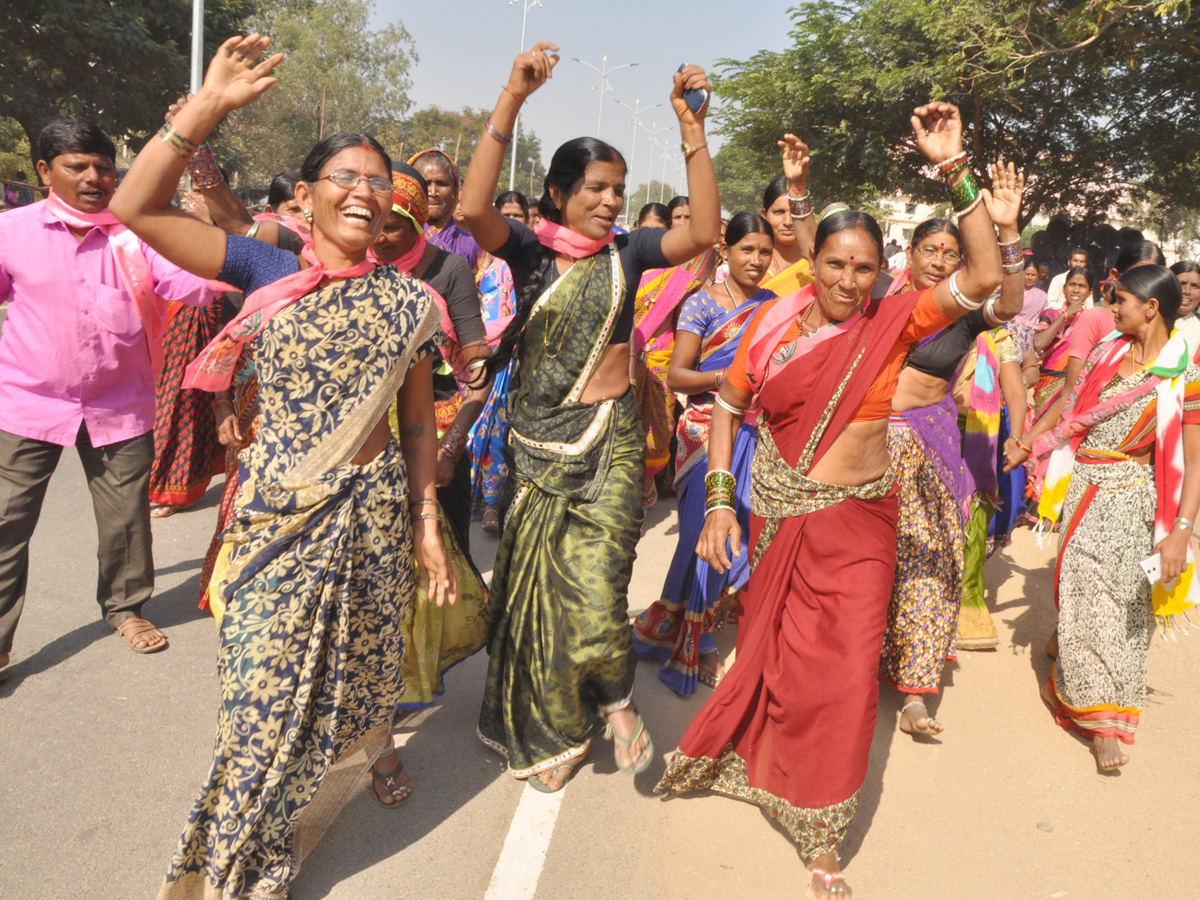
[613,98,660,225]
[507,0,543,191]
[571,55,638,138]
[640,122,669,212]
[190,0,205,93]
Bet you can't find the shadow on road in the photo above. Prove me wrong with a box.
[0,573,210,695]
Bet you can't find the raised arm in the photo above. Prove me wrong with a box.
[659,66,721,265]
[910,103,1002,321]
[109,34,282,278]
[981,159,1025,325]
[779,134,816,262]
[460,42,560,253]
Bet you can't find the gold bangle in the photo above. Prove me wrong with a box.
[681,140,708,161]
[159,123,198,159]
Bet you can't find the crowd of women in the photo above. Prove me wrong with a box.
[91,32,1200,900]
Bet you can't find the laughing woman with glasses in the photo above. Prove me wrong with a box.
[109,35,455,899]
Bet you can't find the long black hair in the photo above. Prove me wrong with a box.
[761,174,788,212]
[486,137,627,377]
[1115,264,1183,329]
[724,212,773,250]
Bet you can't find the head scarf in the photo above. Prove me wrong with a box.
[407,148,460,189]
[390,163,429,232]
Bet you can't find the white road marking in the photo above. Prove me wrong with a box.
[484,781,566,900]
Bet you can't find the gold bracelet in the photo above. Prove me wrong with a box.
[681,140,708,161]
[159,123,199,159]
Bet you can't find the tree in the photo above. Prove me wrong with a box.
[215,0,417,183]
[0,0,253,149]
[710,0,1200,229]
[396,106,546,199]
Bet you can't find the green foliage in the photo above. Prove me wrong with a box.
[215,0,417,183]
[0,0,253,150]
[0,119,32,178]
[398,106,546,197]
[711,0,1200,229]
[625,180,683,221]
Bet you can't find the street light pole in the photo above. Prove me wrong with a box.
[613,98,661,224]
[190,0,205,94]
[508,0,543,192]
[641,123,669,212]
[572,55,638,139]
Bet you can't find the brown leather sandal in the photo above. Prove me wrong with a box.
[371,757,414,809]
[114,617,168,654]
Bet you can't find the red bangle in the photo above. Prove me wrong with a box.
[501,84,526,103]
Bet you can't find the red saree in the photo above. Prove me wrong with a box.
[656,291,919,860]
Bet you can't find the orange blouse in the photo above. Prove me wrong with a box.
[725,289,952,422]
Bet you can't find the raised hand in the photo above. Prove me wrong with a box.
[779,133,810,189]
[201,34,283,113]
[911,101,964,165]
[506,41,560,99]
[981,158,1024,232]
[670,64,711,129]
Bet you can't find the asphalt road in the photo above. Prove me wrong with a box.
[2,312,1199,898]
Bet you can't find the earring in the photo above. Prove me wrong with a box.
[303,210,313,224]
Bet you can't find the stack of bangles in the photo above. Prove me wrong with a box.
[940,151,982,218]
[787,190,813,220]
[439,421,470,460]
[159,123,199,159]
[999,237,1023,275]
[705,469,737,516]
[185,143,224,190]
[484,117,512,146]
[410,497,440,524]
[713,367,726,389]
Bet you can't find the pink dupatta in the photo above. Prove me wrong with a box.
[44,191,173,375]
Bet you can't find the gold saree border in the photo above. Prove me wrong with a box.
[655,743,857,861]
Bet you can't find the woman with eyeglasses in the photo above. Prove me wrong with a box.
[879,202,1027,737]
[109,36,455,898]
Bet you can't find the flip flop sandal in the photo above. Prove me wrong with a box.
[697,661,724,689]
[371,760,414,809]
[526,758,581,794]
[482,507,501,535]
[115,617,168,654]
[606,711,655,775]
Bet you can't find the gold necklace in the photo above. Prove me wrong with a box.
[723,280,744,308]
[799,300,818,335]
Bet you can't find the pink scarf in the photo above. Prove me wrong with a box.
[534,218,614,259]
[184,244,375,391]
[44,191,170,375]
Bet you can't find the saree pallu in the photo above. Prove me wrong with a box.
[159,269,440,900]
[632,252,718,485]
[198,345,259,610]
[478,245,648,778]
[657,291,919,861]
[632,295,764,695]
[759,257,813,296]
[879,404,970,695]
[149,300,224,506]
[468,359,513,511]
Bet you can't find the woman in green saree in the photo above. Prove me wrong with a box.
[110,36,455,898]
[459,42,721,791]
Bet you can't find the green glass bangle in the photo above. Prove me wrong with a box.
[948,172,980,213]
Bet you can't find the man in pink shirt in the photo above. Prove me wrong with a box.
[0,118,214,674]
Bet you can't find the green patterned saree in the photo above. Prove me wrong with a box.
[477,245,646,778]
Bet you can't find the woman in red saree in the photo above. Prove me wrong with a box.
[656,103,1006,899]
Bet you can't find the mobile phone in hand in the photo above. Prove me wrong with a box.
[677,64,708,114]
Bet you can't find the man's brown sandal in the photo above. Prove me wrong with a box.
[115,617,168,654]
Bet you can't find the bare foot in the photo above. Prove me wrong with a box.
[808,853,852,898]
[1094,735,1130,771]
[898,697,943,737]
[371,749,413,808]
[697,651,724,689]
[1045,631,1058,659]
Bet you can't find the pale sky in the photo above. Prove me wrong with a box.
[373,0,794,187]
